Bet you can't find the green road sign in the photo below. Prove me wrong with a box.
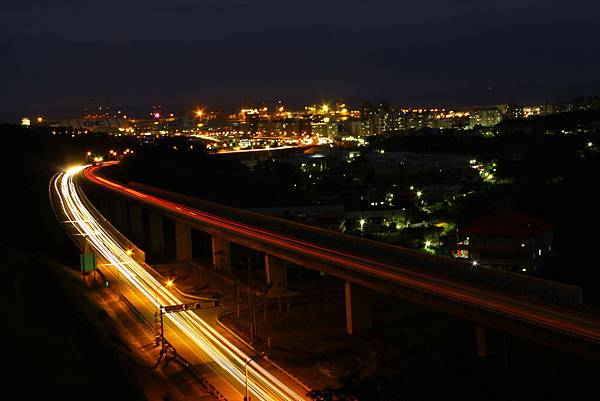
[80,252,97,272]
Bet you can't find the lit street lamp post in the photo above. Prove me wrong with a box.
[159,305,165,350]
[154,279,174,349]
[244,352,264,401]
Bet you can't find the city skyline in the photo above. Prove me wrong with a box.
[13,92,600,124]
[3,0,600,121]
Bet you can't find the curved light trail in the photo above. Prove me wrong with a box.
[52,166,307,401]
[81,164,600,345]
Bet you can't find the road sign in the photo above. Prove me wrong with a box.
[80,252,96,272]
[162,302,208,314]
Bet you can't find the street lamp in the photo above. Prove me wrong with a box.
[154,279,174,304]
[155,279,175,350]
[116,249,134,297]
[244,352,264,401]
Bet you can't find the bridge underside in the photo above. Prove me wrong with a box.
[82,182,600,359]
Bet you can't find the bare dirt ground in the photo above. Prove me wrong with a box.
[152,259,477,391]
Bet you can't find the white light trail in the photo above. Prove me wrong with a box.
[53,166,306,401]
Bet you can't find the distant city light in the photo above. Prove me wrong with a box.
[472,260,478,267]
[21,117,31,126]
[424,240,432,248]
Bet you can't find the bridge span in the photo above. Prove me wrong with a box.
[80,163,600,358]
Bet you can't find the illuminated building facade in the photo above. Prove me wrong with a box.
[456,210,554,273]
[469,107,503,128]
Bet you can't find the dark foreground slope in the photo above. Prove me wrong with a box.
[0,248,146,401]
[0,125,146,400]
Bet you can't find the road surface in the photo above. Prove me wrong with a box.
[51,165,309,401]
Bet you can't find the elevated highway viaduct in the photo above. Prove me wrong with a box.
[80,163,600,358]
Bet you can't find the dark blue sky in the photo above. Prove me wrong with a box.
[2,0,600,120]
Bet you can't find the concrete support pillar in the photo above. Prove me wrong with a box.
[211,236,230,270]
[129,204,144,246]
[345,281,373,335]
[149,213,165,255]
[175,222,192,261]
[475,324,486,357]
[265,255,288,294]
[113,197,129,235]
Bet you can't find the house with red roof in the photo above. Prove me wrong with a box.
[453,209,554,273]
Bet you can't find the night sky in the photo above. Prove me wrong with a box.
[2,0,600,120]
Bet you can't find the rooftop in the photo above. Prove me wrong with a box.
[464,209,553,237]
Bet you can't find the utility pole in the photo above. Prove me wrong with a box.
[244,357,251,401]
[251,258,257,337]
[247,256,257,342]
[117,267,121,298]
[154,288,160,333]
[154,280,173,348]
[264,282,273,321]
[220,263,225,293]
[236,279,241,319]
[244,352,264,401]
[263,289,267,321]
[159,306,165,350]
